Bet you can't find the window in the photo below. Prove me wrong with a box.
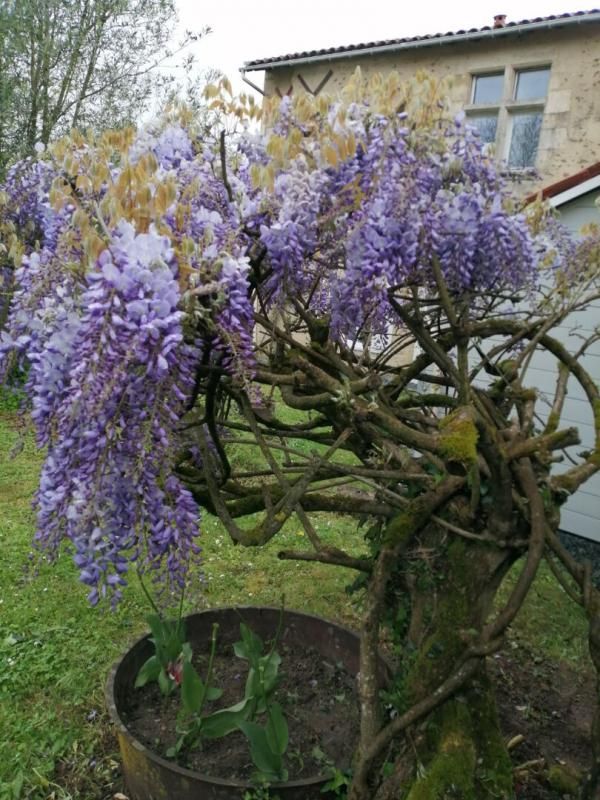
[466,65,551,170]
[508,112,543,168]
[469,114,498,147]
[468,72,503,150]
[514,67,550,101]
[472,72,504,104]
[506,67,550,169]
[347,323,392,356]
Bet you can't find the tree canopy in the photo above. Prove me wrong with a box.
[0,0,204,176]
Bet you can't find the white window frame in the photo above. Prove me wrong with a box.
[465,63,551,172]
[346,321,392,356]
[465,68,505,154]
[470,71,505,105]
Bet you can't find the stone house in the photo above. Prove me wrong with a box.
[242,9,600,199]
[242,12,600,540]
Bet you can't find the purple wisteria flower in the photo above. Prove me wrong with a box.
[129,124,194,169]
[0,95,571,607]
[0,121,265,605]
[254,105,542,343]
[30,222,202,604]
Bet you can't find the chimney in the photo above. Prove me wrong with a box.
[493,14,507,28]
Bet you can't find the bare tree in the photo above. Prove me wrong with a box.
[0,0,206,175]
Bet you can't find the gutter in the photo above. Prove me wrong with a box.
[524,161,600,205]
[242,12,600,73]
[549,174,600,207]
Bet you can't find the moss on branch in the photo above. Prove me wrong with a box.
[439,406,478,465]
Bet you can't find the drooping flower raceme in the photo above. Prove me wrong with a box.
[0,125,257,605]
[44,223,201,604]
[2,219,203,604]
[251,102,542,344]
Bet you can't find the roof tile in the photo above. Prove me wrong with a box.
[244,9,600,70]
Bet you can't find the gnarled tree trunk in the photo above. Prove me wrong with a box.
[351,533,518,800]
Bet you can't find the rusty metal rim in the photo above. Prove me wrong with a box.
[105,605,368,791]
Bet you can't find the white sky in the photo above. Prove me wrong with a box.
[173,0,596,97]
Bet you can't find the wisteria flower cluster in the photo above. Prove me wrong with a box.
[253,100,542,339]
[0,122,257,604]
[0,79,554,605]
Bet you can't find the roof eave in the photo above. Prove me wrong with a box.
[242,12,600,73]
[550,174,600,206]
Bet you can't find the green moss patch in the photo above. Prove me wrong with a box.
[439,407,478,465]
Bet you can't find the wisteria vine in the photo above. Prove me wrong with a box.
[0,81,559,605]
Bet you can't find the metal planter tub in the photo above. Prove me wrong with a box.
[106,606,384,800]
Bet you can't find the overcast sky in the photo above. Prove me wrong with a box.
[173,0,595,97]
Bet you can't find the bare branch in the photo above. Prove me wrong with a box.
[278,548,371,572]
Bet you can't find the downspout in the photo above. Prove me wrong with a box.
[240,68,266,97]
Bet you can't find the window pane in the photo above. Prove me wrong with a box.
[468,114,498,144]
[514,67,550,100]
[508,112,542,167]
[472,72,504,104]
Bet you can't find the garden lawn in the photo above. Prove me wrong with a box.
[0,405,591,799]
[0,408,364,800]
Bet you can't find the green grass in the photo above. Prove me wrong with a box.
[0,410,364,799]
[0,406,592,799]
[497,559,590,667]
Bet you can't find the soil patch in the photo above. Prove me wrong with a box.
[492,643,594,799]
[123,637,360,781]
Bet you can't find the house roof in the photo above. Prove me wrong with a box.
[243,9,600,72]
[525,162,600,207]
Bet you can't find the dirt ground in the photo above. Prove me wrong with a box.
[492,642,594,799]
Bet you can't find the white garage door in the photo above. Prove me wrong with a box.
[523,305,600,540]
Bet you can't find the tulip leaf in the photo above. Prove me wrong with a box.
[181,660,204,713]
[134,654,161,688]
